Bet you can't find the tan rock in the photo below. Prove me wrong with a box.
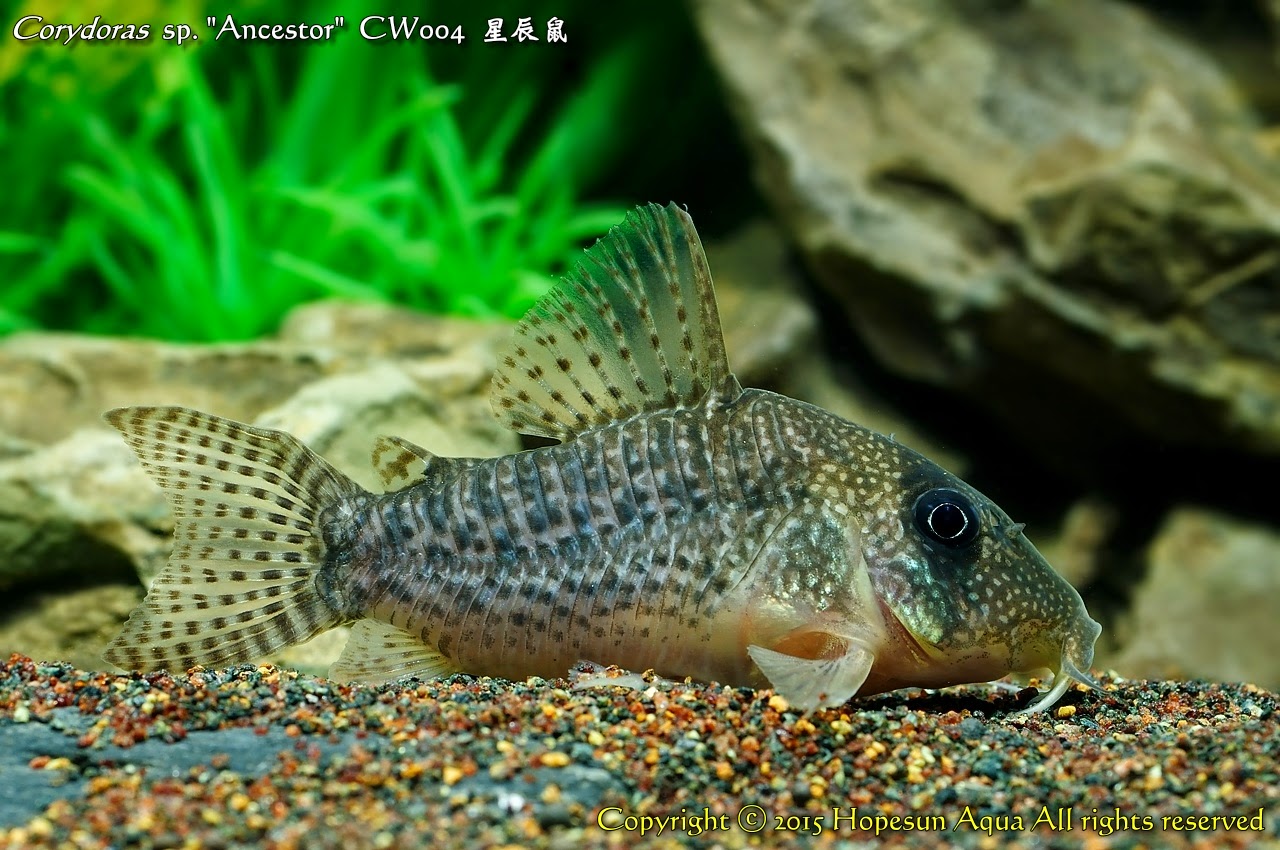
[1112,508,1280,689]
[0,584,141,670]
[0,429,169,590]
[0,304,519,672]
[0,334,333,446]
[1035,498,1117,590]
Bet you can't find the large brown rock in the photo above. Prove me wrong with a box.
[691,0,1280,462]
[707,217,964,470]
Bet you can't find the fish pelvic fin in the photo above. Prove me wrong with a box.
[328,618,462,684]
[490,202,743,441]
[103,406,365,673]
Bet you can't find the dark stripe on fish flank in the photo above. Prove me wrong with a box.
[426,576,450,625]
[350,500,424,629]
[450,480,480,554]
[673,548,702,628]
[621,424,655,524]
[435,565,475,652]
[380,493,411,549]
[500,453,534,556]
[461,570,499,649]
[549,543,590,656]
[426,483,451,557]
[632,541,663,620]
[486,455,521,558]
[602,431,640,528]
[755,397,792,484]
[648,414,691,515]
[504,448,535,547]
[475,513,525,654]
[556,449,596,537]
[727,409,752,506]
[741,405,772,507]
[722,394,788,511]
[535,451,569,537]
[652,530,686,623]
[540,532,588,655]
[518,561,554,658]
[674,413,709,512]
[542,451,588,545]
[673,411,714,513]
[573,434,623,540]
[388,560,429,631]
[520,452,551,535]
[634,417,663,525]
[467,455,500,555]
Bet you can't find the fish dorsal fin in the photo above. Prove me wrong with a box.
[370,435,480,493]
[491,202,742,440]
[328,618,462,684]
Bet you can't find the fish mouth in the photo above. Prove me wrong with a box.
[876,597,949,666]
[1016,614,1103,715]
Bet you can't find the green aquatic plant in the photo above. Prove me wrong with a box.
[0,6,645,341]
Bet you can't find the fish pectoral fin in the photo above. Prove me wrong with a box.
[328,619,462,684]
[747,638,875,711]
[489,202,743,441]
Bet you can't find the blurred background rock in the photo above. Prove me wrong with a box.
[1,0,1277,690]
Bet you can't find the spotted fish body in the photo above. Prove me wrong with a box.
[104,203,1101,712]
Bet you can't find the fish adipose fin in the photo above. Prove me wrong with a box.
[370,435,483,493]
[329,619,462,684]
[490,202,743,441]
[370,435,435,490]
[747,639,875,712]
[102,407,363,673]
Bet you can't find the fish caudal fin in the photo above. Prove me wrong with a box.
[103,406,364,673]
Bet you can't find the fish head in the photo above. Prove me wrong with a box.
[858,445,1102,711]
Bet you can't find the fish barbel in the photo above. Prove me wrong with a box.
[103,203,1101,712]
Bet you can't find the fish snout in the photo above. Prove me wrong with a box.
[1015,609,1103,714]
[1062,610,1103,688]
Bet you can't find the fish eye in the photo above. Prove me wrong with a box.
[913,488,979,547]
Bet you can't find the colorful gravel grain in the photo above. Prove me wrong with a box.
[0,655,1276,849]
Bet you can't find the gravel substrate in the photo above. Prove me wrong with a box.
[0,654,1275,849]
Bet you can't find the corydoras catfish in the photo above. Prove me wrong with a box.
[103,202,1102,712]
